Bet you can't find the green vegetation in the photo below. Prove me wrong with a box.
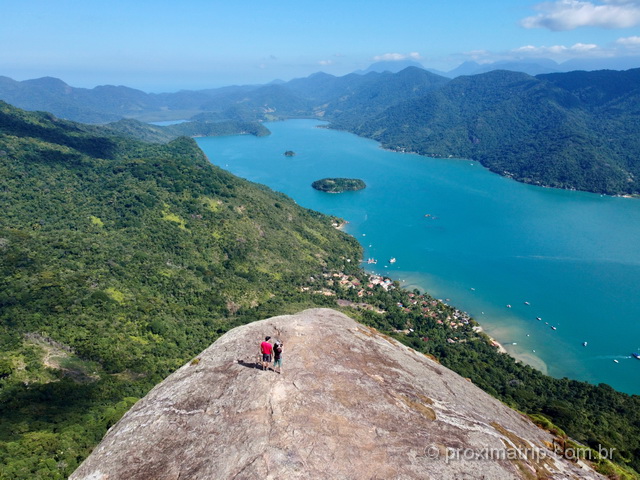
[0,101,360,478]
[98,118,271,143]
[345,69,640,196]
[311,178,366,193]
[0,101,639,478]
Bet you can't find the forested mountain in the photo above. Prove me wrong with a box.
[0,76,235,123]
[0,76,157,123]
[2,102,640,478]
[540,68,640,106]
[285,71,371,102]
[202,67,450,125]
[199,83,314,119]
[345,69,640,195]
[0,69,447,125]
[97,118,270,143]
[316,67,450,126]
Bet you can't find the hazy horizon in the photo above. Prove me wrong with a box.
[3,0,640,92]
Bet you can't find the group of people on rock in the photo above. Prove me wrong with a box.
[259,336,283,374]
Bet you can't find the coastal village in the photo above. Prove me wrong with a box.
[301,269,475,348]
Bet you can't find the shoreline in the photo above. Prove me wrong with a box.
[333,219,348,230]
[473,324,548,375]
[474,325,507,354]
[375,143,640,199]
[400,276,550,376]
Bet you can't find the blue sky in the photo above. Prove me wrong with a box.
[2,0,639,92]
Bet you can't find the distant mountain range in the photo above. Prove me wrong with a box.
[353,59,427,74]
[439,56,640,78]
[1,62,639,195]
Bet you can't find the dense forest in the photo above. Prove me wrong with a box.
[1,102,639,479]
[344,69,640,196]
[97,118,270,143]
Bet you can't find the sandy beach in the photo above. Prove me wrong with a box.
[473,325,548,374]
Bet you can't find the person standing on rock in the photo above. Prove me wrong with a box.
[260,336,273,371]
[273,341,283,374]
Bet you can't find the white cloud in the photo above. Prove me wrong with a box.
[318,60,334,66]
[451,36,638,71]
[372,52,422,62]
[512,42,600,58]
[521,0,640,30]
[617,35,640,45]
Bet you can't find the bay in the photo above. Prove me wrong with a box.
[196,119,640,395]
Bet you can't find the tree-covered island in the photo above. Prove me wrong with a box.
[311,177,366,193]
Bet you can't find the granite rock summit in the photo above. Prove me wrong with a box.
[71,308,603,479]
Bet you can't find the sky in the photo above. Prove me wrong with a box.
[2,0,640,92]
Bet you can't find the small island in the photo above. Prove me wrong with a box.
[311,178,366,193]
[284,150,296,157]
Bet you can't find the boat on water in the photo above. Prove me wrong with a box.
[633,352,640,360]
[614,359,619,363]
[536,317,542,321]
[551,326,557,330]
[366,258,377,264]
[524,301,530,306]
[583,342,587,347]
[506,304,512,308]
[389,258,396,264]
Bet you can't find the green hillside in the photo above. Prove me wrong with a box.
[347,69,640,195]
[0,101,362,478]
[1,102,640,479]
[98,118,270,143]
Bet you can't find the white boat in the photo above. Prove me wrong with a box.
[614,359,619,363]
[583,342,587,347]
[389,258,396,264]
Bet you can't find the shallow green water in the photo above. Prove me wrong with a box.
[196,119,640,394]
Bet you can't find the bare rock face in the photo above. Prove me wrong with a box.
[71,308,604,480]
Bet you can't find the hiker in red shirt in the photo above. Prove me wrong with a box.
[260,336,273,371]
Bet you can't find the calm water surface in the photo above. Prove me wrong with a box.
[196,119,640,394]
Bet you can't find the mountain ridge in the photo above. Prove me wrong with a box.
[3,67,639,194]
[345,68,640,195]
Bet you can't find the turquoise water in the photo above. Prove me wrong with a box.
[196,119,640,395]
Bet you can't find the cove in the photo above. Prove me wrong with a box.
[196,119,640,395]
